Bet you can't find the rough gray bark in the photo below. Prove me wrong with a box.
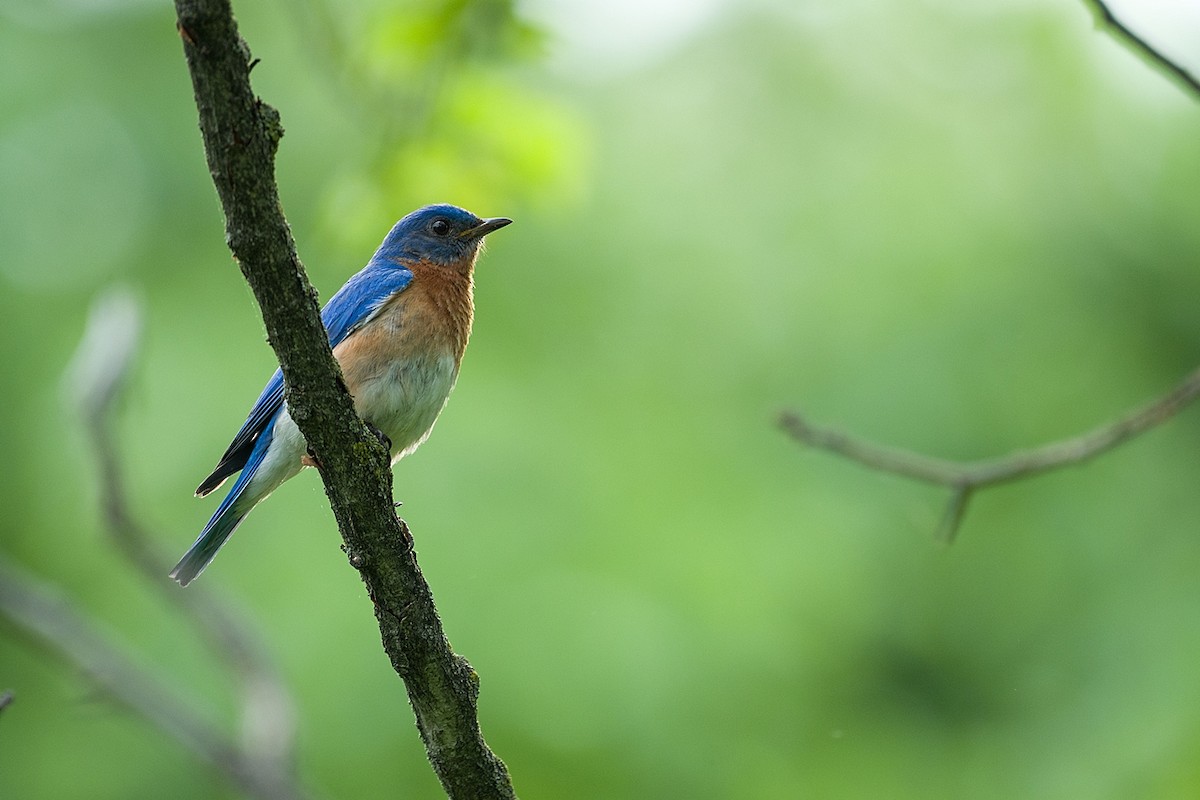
[172,1,515,796]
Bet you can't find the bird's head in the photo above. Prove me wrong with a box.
[371,204,512,272]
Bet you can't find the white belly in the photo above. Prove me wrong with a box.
[243,353,458,505]
[352,352,459,462]
[244,407,308,503]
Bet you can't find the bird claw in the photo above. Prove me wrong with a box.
[366,423,392,453]
[302,449,321,469]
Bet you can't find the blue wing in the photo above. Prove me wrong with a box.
[320,263,414,346]
[195,265,414,496]
[173,417,278,584]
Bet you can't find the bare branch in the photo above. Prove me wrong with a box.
[1085,0,1200,100]
[65,287,298,771]
[0,558,304,800]
[780,366,1200,541]
[172,1,514,796]
[781,4,1200,542]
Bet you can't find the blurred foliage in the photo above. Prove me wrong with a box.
[2,1,1200,798]
[286,0,587,246]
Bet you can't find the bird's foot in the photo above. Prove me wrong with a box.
[366,422,392,453]
[302,448,321,469]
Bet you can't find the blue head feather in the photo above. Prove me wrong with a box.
[369,204,512,268]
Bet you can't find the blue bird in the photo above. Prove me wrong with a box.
[171,204,511,585]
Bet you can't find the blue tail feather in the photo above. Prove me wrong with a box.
[172,422,275,585]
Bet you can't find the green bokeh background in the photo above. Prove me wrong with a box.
[2,1,1200,797]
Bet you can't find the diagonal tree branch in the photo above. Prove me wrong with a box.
[780,366,1200,541]
[65,287,297,773]
[172,1,514,797]
[0,557,304,800]
[1085,0,1200,100]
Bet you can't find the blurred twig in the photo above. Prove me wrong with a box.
[0,557,303,800]
[1085,0,1200,100]
[173,1,514,797]
[0,690,13,715]
[782,4,1200,540]
[64,287,298,774]
[780,366,1200,542]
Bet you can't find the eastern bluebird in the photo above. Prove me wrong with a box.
[171,204,511,585]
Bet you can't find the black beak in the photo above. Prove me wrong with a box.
[459,217,513,240]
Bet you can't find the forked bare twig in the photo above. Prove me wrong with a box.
[780,367,1200,541]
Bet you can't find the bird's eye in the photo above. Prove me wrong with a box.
[430,219,451,236]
